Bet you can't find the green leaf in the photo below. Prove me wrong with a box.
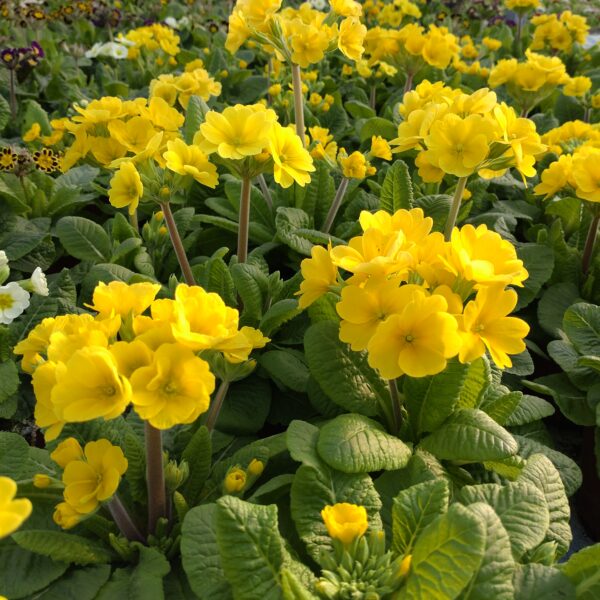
[516,244,555,310]
[22,99,52,135]
[181,425,211,505]
[459,482,550,560]
[37,565,111,600]
[458,357,492,409]
[419,409,518,462]
[538,283,582,338]
[55,216,111,262]
[231,262,266,324]
[290,464,381,561]
[317,413,412,473]
[287,420,323,470]
[402,504,486,600]
[0,432,30,479]
[0,94,10,132]
[562,544,600,600]
[0,361,19,404]
[129,545,171,600]
[123,433,146,503]
[344,100,376,119]
[216,496,285,600]
[480,386,522,425]
[515,435,582,497]
[281,568,319,600]
[462,503,515,600]
[275,207,314,256]
[217,376,271,435]
[360,117,397,142]
[513,564,575,600]
[303,161,336,228]
[518,454,572,558]
[304,321,386,418]
[183,95,208,143]
[260,299,300,337]
[563,303,600,356]
[260,350,310,393]
[0,541,69,599]
[548,341,597,393]
[391,479,449,555]
[181,503,233,600]
[505,394,555,426]
[404,358,470,435]
[12,531,112,565]
[379,160,413,213]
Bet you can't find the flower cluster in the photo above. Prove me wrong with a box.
[530,11,589,53]
[390,81,545,182]
[50,438,127,529]
[121,23,181,60]
[13,281,269,437]
[298,208,530,377]
[0,41,44,72]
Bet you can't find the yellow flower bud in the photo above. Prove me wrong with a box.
[247,459,264,477]
[154,210,164,221]
[399,554,412,577]
[159,226,168,235]
[224,467,246,493]
[159,186,170,200]
[321,503,368,545]
[33,474,52,488]
[268,84,282,96]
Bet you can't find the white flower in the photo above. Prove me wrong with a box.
[310,0,327,10]
[164,16,178,29]
[101,42,129,60]
[0,251,8,269]
[0,282,30,325]
[31,267,49,296]
[85,43,103,58]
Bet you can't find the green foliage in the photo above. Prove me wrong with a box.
[379,160,414,213]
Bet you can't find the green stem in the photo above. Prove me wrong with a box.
[291,63,306,147]
[369,84,376,110]
[238,177,252,263]
[108,495,145,542]
[515,14,523,57]
[322,177,350,234]
[444,177,468,241]
[204,379,230,434]
[145,422,166,534]
[160,201,195,286]
[129,208,139,233]
[582,210,600,275]
[402,71,414,95]
[9,69,17,121]
[388,379,403,436]
[257,174,273,211]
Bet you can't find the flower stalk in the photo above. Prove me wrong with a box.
[204,379,230,434]
[145,422,167,534]
[291,63,306,147]
[8,69,17,120]
[388,379,404,436]
[322,177,350,234]
[160,201,195,286]
[108,495,145,542]
[257,174,273,211]
[582,209,600,275]
[444,176,468,241]
[238,177,252,263]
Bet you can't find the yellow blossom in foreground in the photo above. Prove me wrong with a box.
[321,503,368,545]
[338,17,367,62]
[53,502,83,530]
[88,281,161,320]
[51,437,85,469]
[0,477,32,539]
[458,285,529,368]
[289,20,331,68]
[130,343,215,429]
[32,361,64,441]
[563,76,592,98]
[572,150,600,203]
[534,155,575,198]
[108,161,143,215]
[297,245,338,309]
[163,138,219,187]
[269,123,315,188]
[23,123,42,142]
[340,151,368,179]
[370,136,392,161]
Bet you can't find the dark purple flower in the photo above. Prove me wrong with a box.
[30,41,44,58]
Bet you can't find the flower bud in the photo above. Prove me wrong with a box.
[33,474,52,488]
[224,467,246,494]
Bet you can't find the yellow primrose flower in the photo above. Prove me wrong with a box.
[62,439,128,515]
[367,289,461,379]
[50,437,85,469]
[53,502,83,530]
[196,104,277,160]
[482,37,502,52]
[163,138,219,187]
[107,117,158,154]
[458,285,529,368]
[289,21,331,68]
[51,346,132,422]
[215,326,270,364]
[109,340,154,378]
[268,83,282,96]
[0,477,32,539]
[592,94,600,109]
[330,0,362,18]
[340,151,368,179]
[108,161,143,216]
[130,342,215,429]
[32,361,65,441]
[399,554,412,577]
[572,150,600,203]
[338,17,367,62]
[247,458,264,476]
[563,76,592,98]
[88,281,161,320]
[23,122,42,142]
[268,122,315,188]
[534,154,574,198]
[224,467,246,494]
[321,503,368,545]
[370,136,392,160]
[33,474,52,489]
[297,245,338,309]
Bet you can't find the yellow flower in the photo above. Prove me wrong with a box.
[32,361,65,441]
[289,21,331,68]
[130,342,215,429]
[88,281,161,320]
[107,117,158,154]
[505,0,539,9]
[215,326,270,364]
[108,161,143,215]
[482,37,502,52]
[321,503,368,545]
[563,76,592,98]
[163,138,219,187]
[110,340,154,378]
[572,150,600,203]
[330,0,362,17]
[458,285,529,368]
[592,94,600,109]
[297,245,338,309]
[370,136,392,160]
[338,17,366,61]
[53,502,82,530]
[33,474,52,489]
[367,289,461,379]
[268,122,315,188]
[196,104,277,160]
[51,437,84,469]
[0,477,32,539]
[23,122,42,142]
[268,83,282,96]
[424,113,491,177]
[62,439,128,515]
[340,151,368,179]
[51,346,132,422]
[399,554,412,577]
[247,458,264,476]
[534,154,574,198]
[224,467,246,493]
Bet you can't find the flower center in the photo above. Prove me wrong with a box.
[405,334,414,343]
[0,293,14,310]
[102,385,116,396]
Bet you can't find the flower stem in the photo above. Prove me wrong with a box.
[515,14,524,56]
[257,174,273,211]
[238,177,252,263]
[145,422,167,534]
[8,70,18,121]
[291,63,306,147]
[322,177,350,234]
[444,176,468,241]
[108,495,145,542]
[160,201,195,286]
[582,210,600,275]
[402,71,414,96]
[388,379,403,436]
[129,209,139,233]
[369,84,376,111]
[204,379,230,434]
